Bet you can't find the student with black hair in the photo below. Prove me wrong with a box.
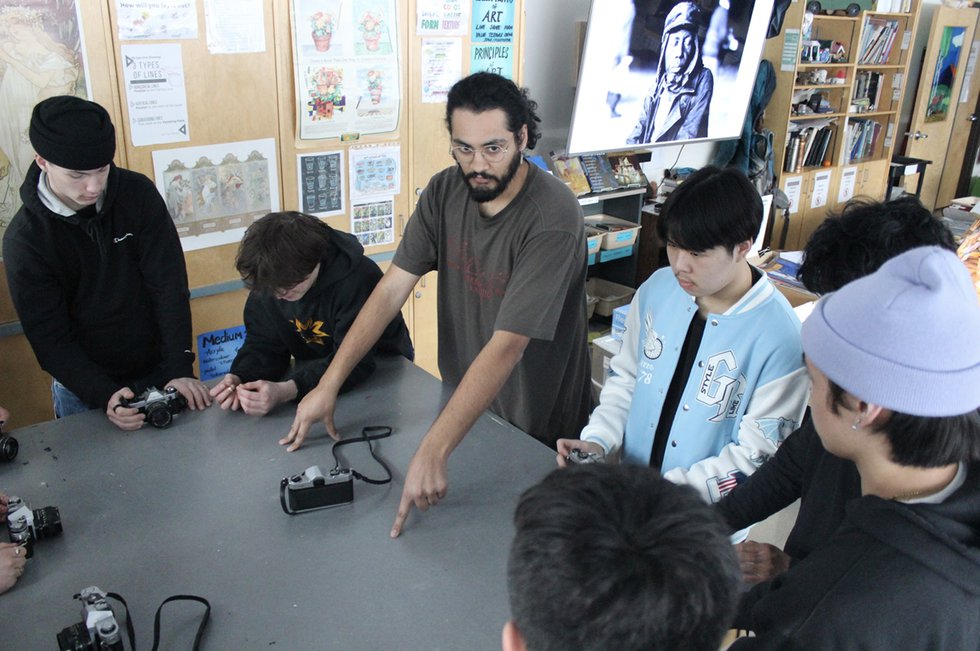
[504,464,740,651]
[558,166,808,504]
[732,246,980,648]
[718,196,957,586]
[208,211,413,417]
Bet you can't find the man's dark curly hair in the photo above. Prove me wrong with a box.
[445,72,542,150]
[798,196,955,294]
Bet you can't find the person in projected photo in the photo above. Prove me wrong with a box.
[627,2,714,145]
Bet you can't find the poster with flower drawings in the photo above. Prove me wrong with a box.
[151,138,280,252]
[0,1,92,254]
[292,0,399,140]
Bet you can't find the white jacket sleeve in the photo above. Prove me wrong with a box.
[579,295,643,454]
[664,366,811,503]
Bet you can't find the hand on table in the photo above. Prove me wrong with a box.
[390,444,449,538]
[555,438,605,468]
[0,542,27,594]
[735,540,791,584]
[106,387,144,431]
[166,377,211,410]
[235,380,295,417]
[280,384,341,451]
[209,374,242,410]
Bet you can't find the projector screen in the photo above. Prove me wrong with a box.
[567,0,775,155]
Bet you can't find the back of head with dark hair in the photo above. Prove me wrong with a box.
[827,380,980,467]
[798,196,956,294]
[445,72,542,150]
[507,464,739,651]
[656,165,762,252]
[236,211,334,294]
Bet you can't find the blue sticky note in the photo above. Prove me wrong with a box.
[196,326,246,381]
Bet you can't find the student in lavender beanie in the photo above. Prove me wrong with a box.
[732,246,980,649]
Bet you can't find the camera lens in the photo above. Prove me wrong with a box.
[0,435,18,462]
[145,403,173,428]
[33,506,63,538]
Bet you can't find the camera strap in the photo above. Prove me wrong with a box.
[331,425,393,485]
[105,591,211,651]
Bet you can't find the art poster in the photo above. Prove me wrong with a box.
[348,142,399,201]
[0,1,92,250]
[470,43,512,79]
[926,26,966,123]
[197,325,246,381]
[152,138,280,251]
[297,151,345,216]
[120,43,190,146]
[472,0,513,43]
[115,0,198,40]
[350,197,393,247]
[415,0,467,36]
[421,37,461,103]
[292,0,400,140]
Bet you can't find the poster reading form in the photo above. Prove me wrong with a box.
[292,0,401,140]
[152,138,280,251]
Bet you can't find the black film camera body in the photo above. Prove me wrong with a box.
[5,495,62,558]
[57,586,124,651]
[565,448,604,465]
[119,386,188,428]
[280,465,354,514]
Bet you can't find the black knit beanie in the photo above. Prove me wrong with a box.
[29,95,116,170]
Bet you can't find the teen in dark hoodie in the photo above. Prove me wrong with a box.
[731,247,980,649]
[2,96,209,429]
[209,211,413,416]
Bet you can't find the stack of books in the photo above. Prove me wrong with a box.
[851,71,885,113]
[784,125,835,172]
[844,118,883,163]
[859,18,900,65]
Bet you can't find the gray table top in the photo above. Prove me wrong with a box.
[2,357,557,649]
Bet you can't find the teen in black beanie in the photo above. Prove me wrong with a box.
[29,95,115,170]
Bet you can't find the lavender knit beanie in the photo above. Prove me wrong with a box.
[802,246,980,417]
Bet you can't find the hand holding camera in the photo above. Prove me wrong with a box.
[5,494,62,559]
[118,386,188,429]
[555,438,606,468]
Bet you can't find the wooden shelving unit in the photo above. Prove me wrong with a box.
[763,0,921,250]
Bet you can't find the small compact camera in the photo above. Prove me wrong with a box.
[280,465,354,514]
[119,386,188,428]
[5,495,62,558]
[0,421,17,462]
[57,586,124,651]
[566,448,604,465]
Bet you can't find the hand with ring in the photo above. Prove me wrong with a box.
[0,542,27,594]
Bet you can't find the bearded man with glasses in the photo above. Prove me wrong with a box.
[284,72,593,538]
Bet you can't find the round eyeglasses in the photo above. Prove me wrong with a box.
[449,144,509,164]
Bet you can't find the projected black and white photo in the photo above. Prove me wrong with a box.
[568,0,774,155]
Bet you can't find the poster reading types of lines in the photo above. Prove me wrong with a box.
[152,138,280,251]
[121,44,190,146]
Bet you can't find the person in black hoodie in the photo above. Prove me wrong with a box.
[731,246,980,649]
[2,96,209,430]
[208,211,412,417]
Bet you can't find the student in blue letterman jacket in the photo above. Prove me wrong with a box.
[558,166,810,504]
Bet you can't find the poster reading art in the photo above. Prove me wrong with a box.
[0,1,92,249]
[292,0,400,140]
[152,138,280,251]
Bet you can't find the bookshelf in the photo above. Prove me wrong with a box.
[762,0,921,249]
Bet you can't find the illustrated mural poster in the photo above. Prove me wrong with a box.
[0,1,92,248]
[152,138,280,251]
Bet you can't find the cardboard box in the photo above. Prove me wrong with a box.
[611,304,629,340]
[591,334,622,391]
[587,278,636,317]
[584,214,641,250]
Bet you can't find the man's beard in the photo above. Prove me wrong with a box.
[460,150,523,203]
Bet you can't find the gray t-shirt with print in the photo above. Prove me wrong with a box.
[393,162,592,447]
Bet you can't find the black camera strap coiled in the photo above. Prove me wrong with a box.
[104,591,210,651]
[331,425,393,485]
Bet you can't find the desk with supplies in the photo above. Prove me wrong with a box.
[2,357,555,648]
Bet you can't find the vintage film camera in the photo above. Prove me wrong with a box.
[280,465,354,514]
[0,421,17,462]
[5,494,62,558]
[57,586,124,651]
[119,386,188,428]
[565,448,604,465]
